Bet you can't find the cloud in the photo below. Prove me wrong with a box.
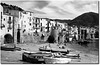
[34,1,50,9]
[47,6,74,15]
[2,0,50,9]
[1,0,98,19]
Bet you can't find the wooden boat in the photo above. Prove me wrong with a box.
[1,44,16,51]
[22,51,52,64]
[62,53,81,62]
[44,52,81,64]
[62,54,80,59]
[44,56,71,64]
[39,47,52,52]
[39,46,69,54]
[51,49,69,54]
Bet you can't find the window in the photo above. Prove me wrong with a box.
[6,9,9,13]
[91,34,93,38]
[1,12,2,20]
[4,18,5,21]
[20,12,22,19]
[29,23,31,26]
[95,31,99,38]
[8,30,9,32]
[41,23,42,25]
[9,17,11,21]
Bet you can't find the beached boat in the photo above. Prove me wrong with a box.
[1,44,16,51]
[22,51,52,64]
[39,46,69,54]
[51,49,69,54]
[44,56,71,64]
[64,54,80,58]
[39,47,52,52]
[44,52,81,64]
[60,53,80,59]
[62,53,81,62]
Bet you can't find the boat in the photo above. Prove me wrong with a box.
[44,55,72,64]
[1,44,16,51]
[66,54,80,58]
[39,46,69,54]
[22,51,52,64]
[39,46,52,52]
[51,49,69,54]
[44,52,81,64]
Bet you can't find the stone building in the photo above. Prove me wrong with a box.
[33,17,41,33]
[0,5,13,38]
[39,18,48,32]
[19,11,34,35]
[0,3,24,44]
[78,26,97,40]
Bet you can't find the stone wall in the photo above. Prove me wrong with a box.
[21,33,41,43]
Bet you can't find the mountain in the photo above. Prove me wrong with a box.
[69,12,99,27]
[0,3,24,11]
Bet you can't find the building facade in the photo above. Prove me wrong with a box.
[19,11,34,35]
[0,3,24,43]
[0,5,14,38]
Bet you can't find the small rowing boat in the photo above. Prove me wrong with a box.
[39,46,69,54]
[44,56,71,64]
[22,51,52,64]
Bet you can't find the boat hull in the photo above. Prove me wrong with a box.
[39,47,69,54]
[1,44,15,51]
[22,52,52,64]
[44,57,71,64]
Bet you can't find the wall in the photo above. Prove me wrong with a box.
[20,11,35,43]
[1,15,13,38]
[40,18,48,32]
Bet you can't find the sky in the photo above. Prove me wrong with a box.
[1,0,99,19]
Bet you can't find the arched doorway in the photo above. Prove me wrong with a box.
[4,34,13,44]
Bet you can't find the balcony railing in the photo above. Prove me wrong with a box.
[8,20,12,24]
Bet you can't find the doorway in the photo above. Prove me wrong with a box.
[17,29,20,43]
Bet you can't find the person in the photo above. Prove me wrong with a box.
[58,30,66,47]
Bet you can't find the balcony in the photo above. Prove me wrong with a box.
[1,24,5,29]
[7,24,12,30]
[8,20,12,24]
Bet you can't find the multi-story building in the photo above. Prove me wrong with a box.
[0,4,14,38]
[0,3,24,43]
[19,11,34,35]
[78,26,97,40]
[0,4,4,38]
[37,18,46,32]
[33,17,41,33]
